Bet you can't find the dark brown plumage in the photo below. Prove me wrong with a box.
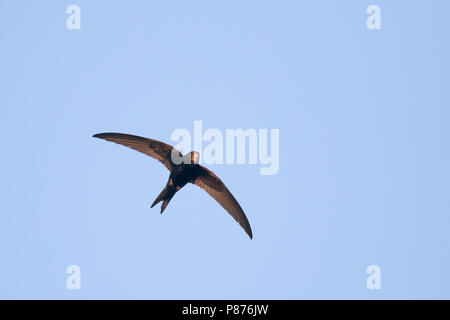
[93,132,253,239]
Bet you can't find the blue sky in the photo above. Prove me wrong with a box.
[1,1,449,299]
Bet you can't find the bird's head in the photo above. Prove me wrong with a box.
[183,151,200,165]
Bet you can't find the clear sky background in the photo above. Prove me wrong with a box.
[1,1,449,299]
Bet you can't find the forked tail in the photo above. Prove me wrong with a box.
[151,184,176,214]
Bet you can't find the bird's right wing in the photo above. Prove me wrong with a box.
[194,166,253,239]
[93,133,183,171]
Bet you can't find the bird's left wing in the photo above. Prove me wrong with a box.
[193,166,253,239]
[93,133,183,171]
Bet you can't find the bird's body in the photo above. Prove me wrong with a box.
[151,155,202,214]
[170,157,202,190]
[93,133,253,239]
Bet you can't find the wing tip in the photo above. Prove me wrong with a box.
[93,133,111,139]
[242,222,253,239]
[93,132,119,140]
[92,132,111,139]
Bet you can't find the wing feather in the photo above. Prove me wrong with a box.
[93,133,182,171]
[194,166,253,239]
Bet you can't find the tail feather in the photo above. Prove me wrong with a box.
[151,186,168,208]
[160,199,171,214]
[151,185,175,214]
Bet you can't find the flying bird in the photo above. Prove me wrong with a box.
[93,133,253,239]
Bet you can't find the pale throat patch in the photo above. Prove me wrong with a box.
[191,151,200,164]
